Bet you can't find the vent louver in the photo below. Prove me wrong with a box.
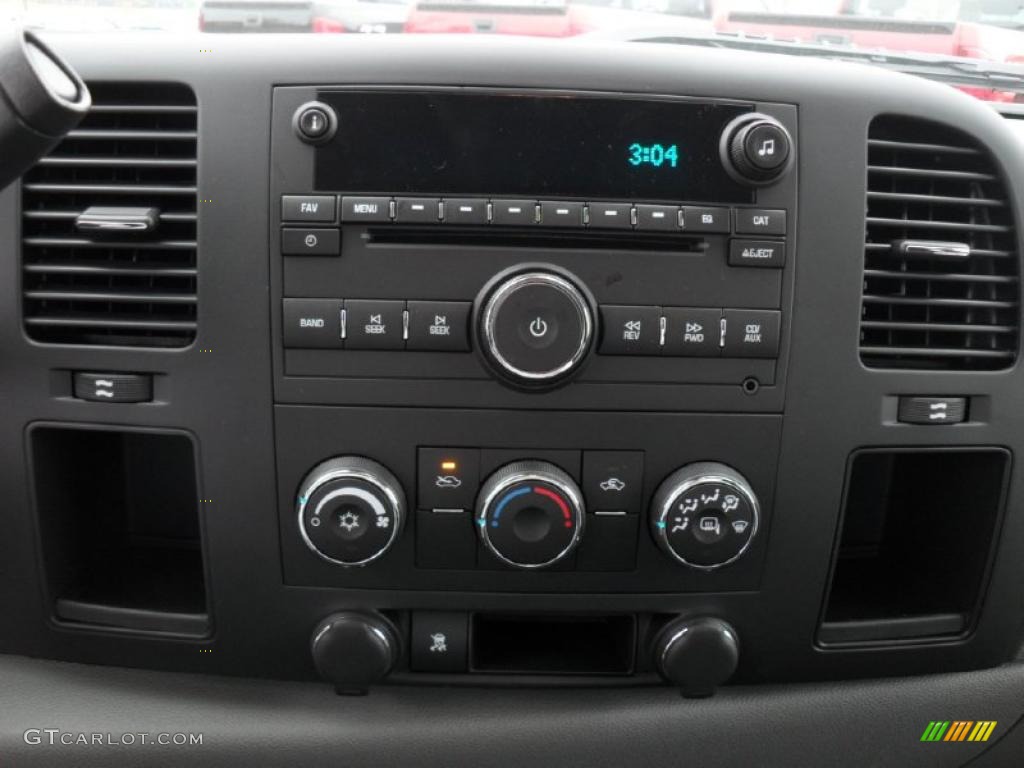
[860,116,1019,370]
[21,82,197,347]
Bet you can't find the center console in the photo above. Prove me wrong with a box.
[267,86,796,690]
[3,36,1023,701]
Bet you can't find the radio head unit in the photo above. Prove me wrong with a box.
[270,86,797,412]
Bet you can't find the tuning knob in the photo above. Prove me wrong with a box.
[721,113,792,185]
[650,462,759,570]
[297,457,405,567]
[311,611,399,693]
[476,460,585,569]
[653,616,739,698]
[475,267,595,390]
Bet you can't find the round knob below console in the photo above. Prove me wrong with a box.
[297,457,405,567]
[650,462,759,570]
[654,616,739,698]
[476,268,594,389]
[476,461,585,569]
[311,611,399,692]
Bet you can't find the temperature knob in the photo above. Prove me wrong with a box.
[650,462,759,570]
[297,457,405,567]
[476,461,584,569]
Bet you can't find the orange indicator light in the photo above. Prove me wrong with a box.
[441,460,458,472]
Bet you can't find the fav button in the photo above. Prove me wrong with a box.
[407,301,471,352]
[281,195,336,223]
[344,300,405,350]
[282,298,343,348]
[282,227,340,256]
[722,309,781,357]
[599,305,661,355]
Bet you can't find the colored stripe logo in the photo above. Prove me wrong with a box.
[921,721,997,742]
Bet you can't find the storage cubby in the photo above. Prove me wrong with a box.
[819,448,1008,645]
[30,425,209,636]
[471,613,636,675]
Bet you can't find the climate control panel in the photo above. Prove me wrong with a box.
[278,407,778,594]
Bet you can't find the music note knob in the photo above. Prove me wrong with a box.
[721,113,792,185]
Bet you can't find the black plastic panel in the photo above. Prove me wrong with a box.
[0,33,1020,699]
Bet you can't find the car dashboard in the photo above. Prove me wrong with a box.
[1,31,1024,767]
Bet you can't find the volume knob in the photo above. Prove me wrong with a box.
[476,267,595,390]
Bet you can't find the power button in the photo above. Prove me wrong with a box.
[478,270,594,388]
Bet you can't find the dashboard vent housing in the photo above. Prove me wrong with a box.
[21,82,197,347]
[860,116,1019,370]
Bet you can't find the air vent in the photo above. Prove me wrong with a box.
[860,116,1019,370]
[21,82,197,347]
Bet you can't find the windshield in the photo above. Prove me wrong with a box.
[10,0,1024,101]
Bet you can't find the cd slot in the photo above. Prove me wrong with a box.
[366,226,708,253]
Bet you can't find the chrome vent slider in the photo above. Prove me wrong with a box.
[75,207,159,233]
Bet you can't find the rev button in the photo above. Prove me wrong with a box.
[599,305,661,356]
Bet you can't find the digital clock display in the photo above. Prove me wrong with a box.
[315,91,753,203]
[628,143,679,169]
